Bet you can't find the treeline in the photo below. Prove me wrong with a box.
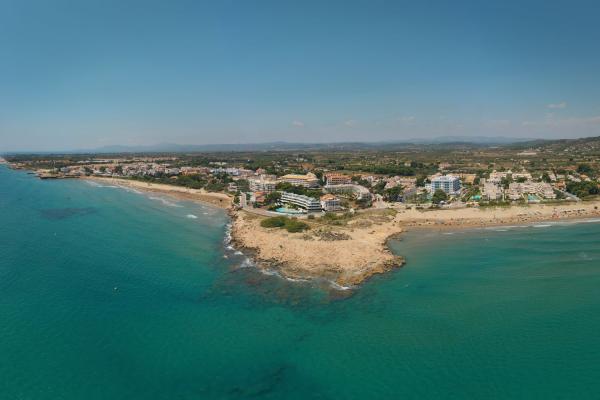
[129,172,233,192]
[566,181,600,199]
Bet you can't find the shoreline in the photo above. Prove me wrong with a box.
[229,208,405,287]
[402,214,600,234]
[35,171,600,287]
[82,176,233,209]
[387,201,600,230]
[227,201,600,287]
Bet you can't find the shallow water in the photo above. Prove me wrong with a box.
[1,166,600,399]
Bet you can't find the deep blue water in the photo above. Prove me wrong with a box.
[1,165,600,399]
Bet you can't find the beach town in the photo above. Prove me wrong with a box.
[6,138,600,286]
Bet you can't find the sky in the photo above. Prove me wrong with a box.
[1,0,600,151]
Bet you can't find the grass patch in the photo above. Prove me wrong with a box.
[260,216,310,233]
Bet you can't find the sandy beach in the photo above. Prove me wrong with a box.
[390,201,600,229]
[83,176,233,209]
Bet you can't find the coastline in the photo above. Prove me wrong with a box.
[229,208,405,287]
[13,167,600,288]
[82,176,233,209]
[388,201,600,230]
[227,201,600,287]
[82,176,405,287]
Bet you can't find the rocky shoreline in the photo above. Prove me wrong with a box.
[227,200,600,287]
[228,209,406,287]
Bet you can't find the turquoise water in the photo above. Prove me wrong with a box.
[2,165,600,399]
[275,207,305,215]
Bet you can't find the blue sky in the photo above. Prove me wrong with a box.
[1,0,600,151]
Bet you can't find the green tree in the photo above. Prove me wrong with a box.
[264,191,281,205]
[566,181,600,198]
[372,181,386,195]
[383,185,403,201]
[577,164,593,175]
[432,189,448,204]
[541,172,551,183]
[500,175,513,189]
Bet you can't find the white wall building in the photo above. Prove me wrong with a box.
[279,173,319,188]
[429,175,461,195]
[249,177,277,193]
[280,192,322,212]
[320,194,342,211]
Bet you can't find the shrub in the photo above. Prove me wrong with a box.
[284,219,309,233]
[259,216,309,232]
[260,216,287,228]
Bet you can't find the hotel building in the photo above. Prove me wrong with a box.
[280,173,319,188]
[430,175,462,195]
[324,173,352,186]
[280,192,322,212]
[249,177,277,193]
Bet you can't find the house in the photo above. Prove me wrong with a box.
[320,194,342,211]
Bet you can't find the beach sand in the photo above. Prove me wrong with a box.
[83,176,233,209]
[390,201,600,229]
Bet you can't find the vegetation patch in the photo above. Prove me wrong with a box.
[260,216,310,233]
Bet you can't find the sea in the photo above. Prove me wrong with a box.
[1,165,600,399]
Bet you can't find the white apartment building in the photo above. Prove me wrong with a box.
[482,181,503,200]
[508,181,556,200]
[320,194,342,212]
[324,173,352,185]
[324,184,372,201]
[280,173,319,188]
[280,192,322,212]
[249,177,277,193]
[429,175,461,195]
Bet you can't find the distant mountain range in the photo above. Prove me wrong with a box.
[67,136,537,154]
[7,135,600,155]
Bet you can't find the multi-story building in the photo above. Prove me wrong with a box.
[320,194,342,212]
[180,167,209,176]
[249,177,277,193]
[280,192,322,212]
[211,167,240,176]
[508,181,557,201]
[430,175,461,195]
[482,181,503,200]
[280,173,319,188]
[324,173,352,186]
[324,184,372,201]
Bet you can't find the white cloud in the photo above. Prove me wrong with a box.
[291,120,305,128]
[343,119,356,127]
[400,116,416,123]
[547,101,567,109]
